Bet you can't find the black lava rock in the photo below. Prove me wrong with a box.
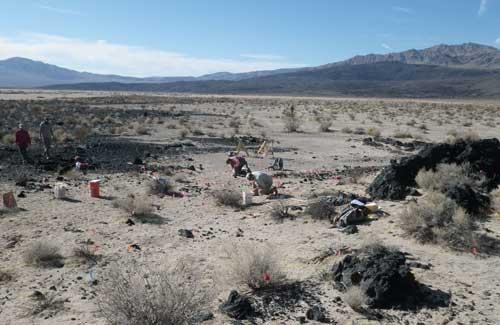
[368,139,500,200]
[178,229,194,238]
[444,183,490,215]
[306,305,328,322]
[219,290,254,320]
[331,246,418,308]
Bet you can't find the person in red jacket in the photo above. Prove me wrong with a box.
[15,124,32,164]
[226,155,250,178]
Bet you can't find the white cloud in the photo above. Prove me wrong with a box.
[240,54,286,61]
[392,6,414,14]
[0,33,305,77]
[38,4,85,16]
[496,38,500,44]
[381,43,393,50]
[478,0,488,16]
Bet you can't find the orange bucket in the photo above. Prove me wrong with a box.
[89,180,100,198]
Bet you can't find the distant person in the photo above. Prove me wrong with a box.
[226,155,250,178]
[246,171,278,196]
[39,118,54,159]
[15,124,32,164]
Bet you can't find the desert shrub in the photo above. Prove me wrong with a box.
[415,163,479,192]
[393,129,413,139]
[0,269,14,283]
[1,134,14,145]
[74,126,90,142]
[134,123,149,135]
[22,292,65,317]
[54,129,73,143]
[366,127,381,138]
[446,130,480,144]
[146,178,175,196]
[318,119,332,132]
[283,105,300,132]
[342,286,367,311]
[179,128,189,138]
[23,241,64,268]
[73,243,99,265]
[400,192,478,251]
[270,202,294,222]
[212,189,242,209]
[225,244,286,291]
[113,194,153,217]
[341,127,352,134]
[306,197,336,221]
[97,260,209,325]
[229,118,241,129]
[491,188,500,211]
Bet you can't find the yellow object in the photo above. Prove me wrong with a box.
[257,140,273,157]
[365,202,379,213]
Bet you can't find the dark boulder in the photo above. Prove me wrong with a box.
[444,183,490,215]
[219,290,254,320]
[331,246,418,308]
[368,139,500,200]
[305,305,328,322]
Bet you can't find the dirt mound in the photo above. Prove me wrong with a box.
[331,246,450,309]
[367,138,500,200]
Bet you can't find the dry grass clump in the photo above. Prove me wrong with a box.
[318,119,332,132]
[366,127,381,138]
[113,194,154,217]
[74,126,91,142]
[446,130,480,144]
[342,286,367,311]
[73,243,99,265]
[225,244,287,291]
[393,129,413,139]
[283,105,300,132]
[97,260,208,325]
[306,197,336,221]
[415,163,479,192]
[212,189,243,209]
[341,127,352,134]
[22,292,65,317]
[146,178,175,196]
[23,241,64,268]
[400,191,478,251]
[270,202,294,223]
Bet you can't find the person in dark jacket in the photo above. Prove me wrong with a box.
[15,124,32,164]
[226,155,250,177]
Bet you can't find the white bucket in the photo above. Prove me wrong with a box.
[54,183,67,199]
[242,192,253,206]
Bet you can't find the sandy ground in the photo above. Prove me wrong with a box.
[1,91,500,325]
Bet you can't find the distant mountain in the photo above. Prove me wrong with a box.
[3,42,500,97]
[328,43,500,69]
[44,61,500,98]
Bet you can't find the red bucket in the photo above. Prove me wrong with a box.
[89,180,100,198]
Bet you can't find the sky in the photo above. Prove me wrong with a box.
[0,0,498,77]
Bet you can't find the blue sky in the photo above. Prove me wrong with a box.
[0,0,498,76]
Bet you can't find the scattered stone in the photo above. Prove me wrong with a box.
[17,191,26,198]
[306,305,328,322]
[178,229,194,238]
[340,225,358,235]
[125,218,135,226]
[219,290,254,320]
[193,311,214,322]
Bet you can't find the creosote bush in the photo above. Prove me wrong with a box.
[415,163,480,193]
[283,105,300,132]
[23,241,64,268]
[270,202,294,223]
[212,189,242,209]
[342,286,367,312]
[97,260,209,325]
[224,244,287,291]
[400,191,479,251]
[113,194,154,217]
[0,269,14,283]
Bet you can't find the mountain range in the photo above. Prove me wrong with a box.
[2,42,500,98]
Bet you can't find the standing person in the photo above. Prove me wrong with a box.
[15,124,32,164]
[226,155,250,178]
[246,171,278,196]
[39,118,54,159]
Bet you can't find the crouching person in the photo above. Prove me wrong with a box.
[246,171,278,196]
[226,156,250,178]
